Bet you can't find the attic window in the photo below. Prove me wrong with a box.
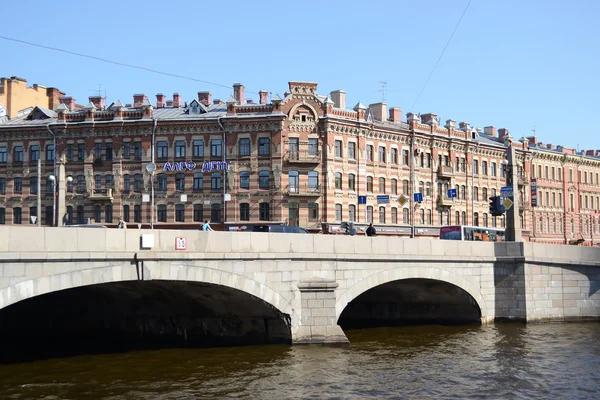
[190,104,199,114]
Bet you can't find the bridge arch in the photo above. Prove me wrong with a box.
[335,266,489,321]
[0,263,296,324]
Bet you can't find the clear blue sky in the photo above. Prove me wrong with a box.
[1,0,598,150]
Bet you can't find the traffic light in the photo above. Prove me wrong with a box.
[489,196,505,217]
[341,221,350,235]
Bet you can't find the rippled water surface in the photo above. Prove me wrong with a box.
[1,323,599,399]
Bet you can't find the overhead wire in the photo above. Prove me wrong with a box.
[409,0,472,112]
[0,35,258,94]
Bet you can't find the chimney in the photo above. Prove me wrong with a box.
[233,83,245,105]
[133,94,147,108]
[484,126,497,137]
[459,121,471,131]
[368,102,387,122]
[172,93,181,108]
[259,90,268,104]
[156,93,166,108]
[246,99,254,104]
[89,96,105,110]
[198,91,211,106]
[59,96,76,111]
[166,100,173,107]
[213,99,224,105]
[421,113,438,125]
[330,90,346,109]
[389,107,402,122]
[498,128,509,141]
[46,87,63,111]
[547,143,555,150]
[526,136,537,144]
[585,150,595,156]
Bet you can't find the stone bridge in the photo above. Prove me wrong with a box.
[0,226,599,351]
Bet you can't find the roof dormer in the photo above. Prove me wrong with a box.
[186,99,207,115]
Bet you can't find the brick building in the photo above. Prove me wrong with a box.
[0,80,598,244]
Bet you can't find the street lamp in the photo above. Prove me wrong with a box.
[48,175,56,226]
[65,176,73,224]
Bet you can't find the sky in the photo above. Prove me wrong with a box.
[1,0,599,150]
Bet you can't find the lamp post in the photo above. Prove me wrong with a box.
[48,175,57,226]
[502,139,522,241]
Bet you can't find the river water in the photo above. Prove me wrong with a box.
[1,322,599,399]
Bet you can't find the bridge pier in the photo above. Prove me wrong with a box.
[294,279,349,346]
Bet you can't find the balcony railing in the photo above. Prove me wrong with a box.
[518,172,529,186]
[90,188,113,201]
[286,184,321,196]
[437,165,454,179]
[436,195,454,207]
[285,151,321,163]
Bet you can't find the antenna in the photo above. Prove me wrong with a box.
[377,81,387,103]
[531,125,536,135]
[89,84,103,97]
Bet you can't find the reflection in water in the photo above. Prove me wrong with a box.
[0,323,599,399]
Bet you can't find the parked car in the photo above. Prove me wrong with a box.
[252,225,309,234]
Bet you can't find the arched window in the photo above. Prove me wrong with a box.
[335,204,342,221]
[474,212,479,226]
[403,180,409,195]
[379,206,386,224]
[367,176,373,192]
[157,173,167,192]
[335,172,342,190]
[105,204,113,223]
[367,206,373,223]
[348,174,356,191]
[419,209,425,224]
[403,208,409,224]
[239,171,250,190]
[391,179,397,195]
[176,204,185,222]
[379,177,385,193]
[426,209,432,225]
[391,207,397,224]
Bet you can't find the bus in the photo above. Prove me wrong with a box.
[439,225,505,242]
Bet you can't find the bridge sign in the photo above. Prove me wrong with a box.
[500,186,513,197]
[447,188,457,198]
[414,193,423,203]
[377,195,390,204]
[175,236,187,250]
[358,195,367,205]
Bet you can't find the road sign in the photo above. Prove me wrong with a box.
[414,193,423,203]
[398,195,408,206]
[447,188,457,198]
[500,186,513,197]
[377,195,390,204]
[530,179,538,207]
[358,195,367,205]
[503,198,513,210]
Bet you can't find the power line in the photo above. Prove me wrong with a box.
[0,35,257,94]
[409,0,472,112]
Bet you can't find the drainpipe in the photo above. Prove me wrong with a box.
[217,117,227,225]
[46,123,57,226]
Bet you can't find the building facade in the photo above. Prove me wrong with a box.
[0,76,67,121]
[0,80,598,244]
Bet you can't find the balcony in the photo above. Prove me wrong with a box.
[285,151,321,164]
[437,165,454,179]
[436,195,454,207]
[286,184,321,197]
[90,188,113,201]
[518,172,529,186]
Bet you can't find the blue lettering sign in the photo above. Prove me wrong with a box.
[162,160,229,173]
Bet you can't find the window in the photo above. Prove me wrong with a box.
[106,143,113,161]
[391,207,397,224]
[491,162,497,176]
[239,138,250,157]
[426,182,431,197]
[105,205,113,223]
[259,202,270,221]
[426,153,432,168]
[134,141,142,160]
[154,173,166,192]
[14,177,22,194]
[379,206,386,224]
[482,188,488,202]
[419,209,424,224]
[66,176,74,192]
[78,143,85,160]
[212,172,222,191]
[258,138,270,157]
[545,166,549,179]
[552,167,556,180]
[378,146,386,162]
[0,146,6,163]
[175,140,186,158]
[13,207,22,224]
[14,146,23,162]
[403,208,409,224]
[175,204,185,222]
[472,160,478,175]
[94,205,101,223]
[105,174,113,189]
[95,143,102,160]
[482,161,488,175]
[46,144,55,162]
[335,172,342,190]
[122,174,130,193]
[348,142,356,160]
[391,179,397,195]
[391,148,398,164]
[123,205,130,222]
[379,177,385,193]
[239,171,250,189]
[157,205,167,222]
[335,204,342,221]
[455,157,460,171]
[348,174,356,191]
[461,185,466,200]
[30,145,40,162]
[426,209,432,225]
[175,173,185,191]
[134,205,141,223]
[308,171,318,190]
[0,178,5,194]
[76,206,84,224]
[194,173,203,191]
[402,149,409,164]
[29,177,36,194]
[558,168,562,181]
[193,204,203,222]
[134,174,142,192]
[308,202,318,221]
[240,203,250,221]
[259,170,270,189]
[569,169,573,182]
[77,175,85,193]
[367,176,373,192]
[474,212,479,227]
[157,141,168,158]
[346,204,355,222]
[403,180,409,195]
[307,138,318,156]
[366,145,373,161]
[473,186,479,202]
[419,181,424,195]
[211,139,222,157]
[211,203,222,222]
[335,140,342,157]
[456,211,461,225]
[95,174,102,189]
[123,142,131,160]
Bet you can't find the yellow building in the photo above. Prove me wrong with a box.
[0,76,66,120]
